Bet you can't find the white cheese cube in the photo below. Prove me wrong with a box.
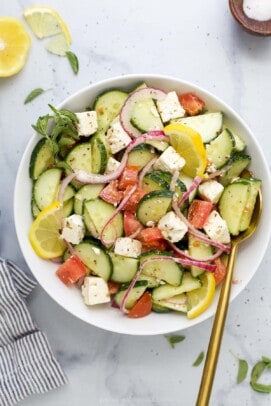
[76,111,98,136]
[203,210,230,244]
[114,237,142,258]
[198,180,224,204]
[153,146,185,174]
[61,214,85,245]
[81,276,110,305]
[158,211,188,243]
[106,119,131,154]
[105,157,121,174]
[157,91,186,123]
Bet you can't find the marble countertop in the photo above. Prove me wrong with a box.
[1,1,271,405]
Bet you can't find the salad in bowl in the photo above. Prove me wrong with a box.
[14,75,271,335]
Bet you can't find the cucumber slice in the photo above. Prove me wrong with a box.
[63,198,74,217]
[218,180,251,235]
[178,172,197,203]
[74,184,104,215]
[114,280,148,310]
[231,130,247,152]
[239,179,261,232]
[72,241,112,281]
[109,253,139,283]
[152,301,172,313]
[145,140,169,152]
[141,172,168,192]
[188,234,213,277]
[137,274,161,288]
[152,272,201,301]
[33,168,62,210]
[29,138,55,180]
[91,136,108,174]
[136,190,173,225]
[83,198,123,244]
[157,171,187,203]
[152,294,188,312]
[173,112,223,143]
[65,142,92,173]
[206,128,235,169]
[219,154,251,186]
[31,198,40,218]
[127,144,158,170]
[140,250,183,286]
[94,89,128,134]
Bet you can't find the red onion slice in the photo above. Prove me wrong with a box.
[120,87,167,138]
[138,157,157,189]
[177,176,202,206]
[58,172,77,204]
[168,241,224,262]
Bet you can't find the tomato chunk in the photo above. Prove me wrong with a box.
[56,255,87,286]
[99,180,124,204]
[179,92,205,116]
[188,199,213,228]
[128,291,152,318]
[107,281,120,295]
[138,227,164,243]
[124,211,142,236]
[123,187,148,213]
[213,257,227,285]
[118,166,139,190]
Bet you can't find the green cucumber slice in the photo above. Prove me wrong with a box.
[206,128,235,169]
[152,294,188,312]
[152,272,201,301]
[219,154,251,186]
[239,179,261,232]
[114,280,148,310]
[188,235,213,277]
[127,144,158,170]
[29,138,55,180]
[109,253,139,283]
[74,184,104,215]
[136,190,173,225]
[65,142,92,173]
[33,167,62,211]
[91,136,108,174]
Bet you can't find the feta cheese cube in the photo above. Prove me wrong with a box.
[158,211,188,242]
[105,157,121,174]
[61,214,85,245]
[106,118,131,154]
[203,210,230,244]
[114,237,142,258]
[81,276,110,305]
[153,146,185,174]
[198,180,224,204]
[76,111,98,136]
[157,91,186,123]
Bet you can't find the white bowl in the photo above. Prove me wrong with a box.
[14,74,271,335]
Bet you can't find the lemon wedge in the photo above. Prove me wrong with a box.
[29,201,66,259]
[0,17,31,77]
[23,6,71,55]
[165,122,207,178]
[187,272,216,319]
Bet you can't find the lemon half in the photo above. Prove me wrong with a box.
[187,272,216,319]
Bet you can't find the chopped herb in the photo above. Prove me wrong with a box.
[24,88,46,104]
[250,357,271,393]
[165,334,185,348]
[237,359,249,384]
[193,351,204,367]
[66,51,79,74]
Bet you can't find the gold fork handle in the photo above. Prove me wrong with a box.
[196,242,238,406]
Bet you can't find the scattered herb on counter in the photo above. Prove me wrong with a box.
[237,358,249,384]
[24,88,46,104]
[66,51,79,74]
[165,335,185,349]
[193,351,205,367]
[250,356,271,393]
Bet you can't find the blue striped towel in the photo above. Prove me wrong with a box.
[0,258,67,406]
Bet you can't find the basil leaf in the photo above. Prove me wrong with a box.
[66,51,79,74]
[237,359,249,384]
[24,88,45,104]
[193,351,204,367]
[250,359,271,393]
[165,335,185,348]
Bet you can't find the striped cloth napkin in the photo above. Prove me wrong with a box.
[0,258,67,406]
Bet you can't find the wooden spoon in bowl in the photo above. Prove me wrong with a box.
[229,0,271,36]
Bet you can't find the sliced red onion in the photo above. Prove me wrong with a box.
[138,157,158,189]
[177,176,202,206]
[120,255,216,313]
[170,170,180,193]
[58,172,77,204]
[168,241,224,262]
[50,256,63,264]
[127,225,144,239]
[120,87,167,138]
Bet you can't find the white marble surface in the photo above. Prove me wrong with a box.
[1,1,271,405]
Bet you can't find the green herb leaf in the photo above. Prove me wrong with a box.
[193,351,205,367]
[66,51,79,74]
[250,358,271,393]
[165,335,185,349]
[24,88,45,104]
[237,359,249,384]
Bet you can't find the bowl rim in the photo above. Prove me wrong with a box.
[14,73,271,335]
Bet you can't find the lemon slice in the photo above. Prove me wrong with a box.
[23,6,71,56]
[165,122,207,178]
[0,17,31,77]
[187,272,216,319]
[29,201,66,259]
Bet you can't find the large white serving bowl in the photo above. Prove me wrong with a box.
[14,74,271,335]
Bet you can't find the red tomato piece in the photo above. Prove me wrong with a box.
[123,187,148,213]
[179,92,205,116]
[118,166,139,190]
[141,239,168,252]
[107,281,120,295]
[128,291,152,318]
[213,257,227,285]
[123,211,142,236]
[99,180,124,204]
[138,227,164,243]
[56,255,87,286]
[188,199,213,228]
